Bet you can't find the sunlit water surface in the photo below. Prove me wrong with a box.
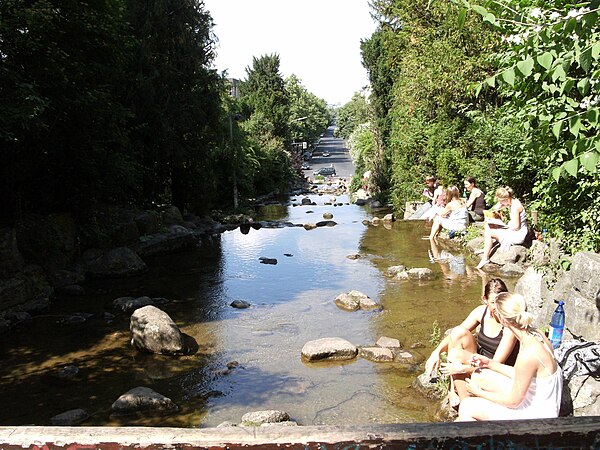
[0,192,496,427]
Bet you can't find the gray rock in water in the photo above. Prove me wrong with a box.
[50,408,89,426]
[258,257,278,265]
[303,223,317,230]
[386,265,407,276]
[316,220,337,227]
[377,336,401,348]
[130,305,185,355]
[230,300,251,309]
[113,296,154,313]
[359,346,394,362]
[111,386,179,416]
[54,365,80,380]
[346,253,361,260]
[241,410,290,426]
[87,247,147,278]
[301,337,358,362]
[323,212,334,219]
[407,268,436,281]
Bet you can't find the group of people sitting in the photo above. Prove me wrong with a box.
[425,278,562,421]
[422,176,529,269]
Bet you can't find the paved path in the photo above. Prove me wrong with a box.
[304,125,355,179]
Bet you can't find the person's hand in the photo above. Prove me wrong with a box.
[440,361,465,376]
[465,378,483,397]
[470,354,490,369]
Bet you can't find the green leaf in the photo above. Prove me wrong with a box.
[593,42,600,60]
[563,158,579,177]
[458,8,467,29]
[577,78,591,95]
[471,5,488,16]
[587,108,599,126]
[552,65,567,82]
[516,57,534,77]
[485,75,496,87]
[537,52,553,70]
[580,152,600,172]
[483,13,496,25]
[552,166,562,182]
[561,79,575,94]
[569,116,582,136]
[564,18,577,34]
[579,47,593,72]
[501,69,515,87]
[552,121,562,139]
[474,82,482,97]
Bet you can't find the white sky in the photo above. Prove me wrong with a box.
[203,0,378,106]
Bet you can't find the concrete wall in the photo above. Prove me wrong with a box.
[1,417,600,449]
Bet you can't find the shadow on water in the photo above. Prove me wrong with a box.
[0,194,495,426]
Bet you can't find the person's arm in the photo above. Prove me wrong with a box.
[432,306,485,375]
[465,191,477,209]
[422,188,434,201]
[467,351,536,408]
[491,327,518,363]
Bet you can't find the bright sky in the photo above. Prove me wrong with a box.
[203,0,378,106]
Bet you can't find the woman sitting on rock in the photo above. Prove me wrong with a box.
[464,176,486,222]
[424,278,518,407]
[428,186,468,241]
[476,186,527,269]
[457,292,562,421]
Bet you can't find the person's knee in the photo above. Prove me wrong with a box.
[449,325,469,343]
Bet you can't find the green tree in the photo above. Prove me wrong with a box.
[460,0,600,252]
[124,0,222,212]
[242,54,290,143]
[336,92,371,139]
[285,74,331,145]
[0,0,132,220]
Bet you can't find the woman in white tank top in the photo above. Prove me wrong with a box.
[456,292,562,421]
[476,186,528,269]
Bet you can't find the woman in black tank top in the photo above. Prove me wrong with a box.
[424,278,519,407]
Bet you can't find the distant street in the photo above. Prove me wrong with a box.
[303,125,355,179]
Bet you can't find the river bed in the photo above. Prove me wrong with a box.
[0,192,490,427]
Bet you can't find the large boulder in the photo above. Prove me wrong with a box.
[570,252,600,301]
[301,337,358,362]
[0,227,24,278]
[15,213,78,271]
[50,408,89,426]
[111,386,179,416]
[490,245,528,266]
[516,253,600,342]
[135,211,160,236]
[86,247,147,278]
[130,306,185,355]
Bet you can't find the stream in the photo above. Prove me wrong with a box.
[0,190,494,427]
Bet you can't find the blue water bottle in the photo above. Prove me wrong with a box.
[549,300,565,349]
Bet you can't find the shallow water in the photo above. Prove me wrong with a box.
[0,192,492,427]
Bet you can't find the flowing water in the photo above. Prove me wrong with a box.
[0,191,496,427]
